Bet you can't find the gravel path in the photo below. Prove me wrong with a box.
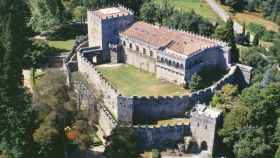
[205,0,243,34]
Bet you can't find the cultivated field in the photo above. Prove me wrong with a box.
[97,64,189,96]
[155,0,220,22]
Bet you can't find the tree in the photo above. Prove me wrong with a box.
[211,84,239,111]
[32,69,77,158]
[214,19,239,62]
[0,1,36,158]
[253,33,260,46]
[189,74,202,92]
[140,1,158,24]
[104,126,140,158]
[234,127,272,158]
[28,0,67,33]
[275,146,280,158]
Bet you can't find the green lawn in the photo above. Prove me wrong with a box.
[155,0,220,22]
[97,64,189,96]
[47,39,75,53]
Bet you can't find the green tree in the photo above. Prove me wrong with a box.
[104,126,140,158]
[275,146,280,158]
[211,84,239,111]
[140,1,158,24]
[189,74,202,92]
[234,127,272,158]
[152,149,161,158]
[0,1,37,157]
[28,0,67,33]
[215,19,239,62]
[253,33,260,46]
[32,69,76,158]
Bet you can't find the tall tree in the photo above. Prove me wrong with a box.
[214,19,239,63]
[0,1,36,157]
[28,0,67,33]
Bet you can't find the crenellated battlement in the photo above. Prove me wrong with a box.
[87,5,134,21]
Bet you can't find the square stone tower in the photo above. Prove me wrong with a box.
[87,6,135,61]
[190,104,222,154]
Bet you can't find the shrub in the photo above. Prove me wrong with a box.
[152,149,161,158]
[189,74,202,92]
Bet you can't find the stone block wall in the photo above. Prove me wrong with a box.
[133,124,191,149]
[131,65,239,123]
[124,47,156,73]
[99,106,118,136]
[77,51,120,118]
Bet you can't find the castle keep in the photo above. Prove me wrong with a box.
[63,6,252,155]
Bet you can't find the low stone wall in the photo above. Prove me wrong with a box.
[133,124,191,149]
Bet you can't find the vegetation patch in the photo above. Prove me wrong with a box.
[155,0,220,22]
[97,64,189,96]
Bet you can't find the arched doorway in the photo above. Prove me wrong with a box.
[200,141,208,151]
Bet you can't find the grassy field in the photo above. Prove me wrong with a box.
[97,64,188,96]
[155,0,220,22]
[218,3,279,32]
[47,39,75,53]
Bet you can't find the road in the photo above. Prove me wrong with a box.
[205,0,243,34]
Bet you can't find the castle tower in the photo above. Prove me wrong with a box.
[190,104,222,154]
[87,7,135,62]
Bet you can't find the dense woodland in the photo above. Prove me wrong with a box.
[0,0,280,158]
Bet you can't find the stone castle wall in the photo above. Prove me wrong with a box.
[99,106,118,136]
[77,51,120,118]
[131,65,239,123]
[133,123,191,149]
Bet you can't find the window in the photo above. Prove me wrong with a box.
[150,51,154,57]
[136,45,139,51]
[129,43,132,49]
[123,41,126,46]
[143,48,146,55]
[205,125,207,129]
[197,122,199,127]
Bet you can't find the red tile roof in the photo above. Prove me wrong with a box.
[121,22,218,56]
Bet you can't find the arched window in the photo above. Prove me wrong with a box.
[161,57,164,62]
[168,60,172,65]
[123,41,126,46]
[136,45,139,52]
[176,63,179,68]
[180,64,184,69]
[129,43,132,49]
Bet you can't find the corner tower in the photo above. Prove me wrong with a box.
[87,6,135,61]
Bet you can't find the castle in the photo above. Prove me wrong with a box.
[87,7,231,85]
[63,6,252,155]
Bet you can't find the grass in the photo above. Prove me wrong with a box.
[97,64,189,96]
[47,39,75,53]
[155,118,190,126]
[155,0,220,22]
[217,2,279,32]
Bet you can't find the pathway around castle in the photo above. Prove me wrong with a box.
[205,0,243,34]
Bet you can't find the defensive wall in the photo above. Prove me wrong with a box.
[77,50,249,125]
[132,123,191,149]
[64,38,251,149]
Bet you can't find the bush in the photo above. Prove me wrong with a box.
[152,149,161,158]
[189,74,202,92]
[261,31,274,42]
[248,23,265,36]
